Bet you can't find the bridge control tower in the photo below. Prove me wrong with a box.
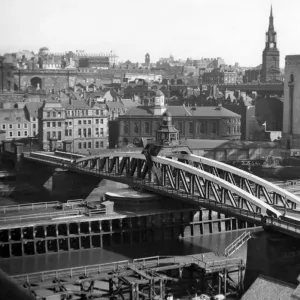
[143,111,191,157]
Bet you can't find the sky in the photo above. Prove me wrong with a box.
[0,0,299,68]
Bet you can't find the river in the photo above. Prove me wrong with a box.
[0,178,253,276]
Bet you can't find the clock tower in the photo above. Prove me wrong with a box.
[261,6,281,82]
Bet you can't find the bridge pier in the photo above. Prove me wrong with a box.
[51,168,101,202]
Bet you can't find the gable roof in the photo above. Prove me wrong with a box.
[241,275,296,300]
[121,99,139,108]
[123,105,241,118]
[106,102,124,109]
[25,102,43,118]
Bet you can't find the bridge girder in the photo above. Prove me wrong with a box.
[170,153,299,210]
[72,152,282,219]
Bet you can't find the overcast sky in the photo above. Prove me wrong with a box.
[1,0,299,67]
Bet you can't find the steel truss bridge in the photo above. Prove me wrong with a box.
[24,151,300,238]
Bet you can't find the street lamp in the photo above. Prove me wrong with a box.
[0,55,5,93]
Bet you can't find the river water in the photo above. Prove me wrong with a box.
[0,178,262,276]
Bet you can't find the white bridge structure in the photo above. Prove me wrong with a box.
[24,150,300,238]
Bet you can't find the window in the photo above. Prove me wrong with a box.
[24,124,28,129]
[33,117,36,122]
[9,124,12,129]
[83,142,87,149]
[124,122,129,134]
[96,119,99,124]
[65,129,68,136]
[33,124,36,129]
[88,142,91,148]
[78,120,82,125]
[78,142,82,149]
[83,120,87,125]
[47,122,50,127]
[9,132,12,137]
[232,127,235,134]
[96,110,99,115]
[237,126,240,133]
[69,121,72,125]
[189,121,194,134]
[100,128,104,135]
[2,124,5,129]
[17,131,21,136]
[24,131,28,136]
[211,123,217,134]
[134,122,139,134]
[58,122,61,127]
[95,141,99,148]
[227,127,230,134]
[95,128,99,136]
[199,122,205,134]
[53,112,56,118]
[145,122,150,134]
[78,129,82,136]
[47,112,50,118]
[88,120,91,124]
[69,129,72,136]
[65,122,68,126]
[100,119,103,124]
[58,131,61,140]
[52,122,56,127]
[58,112,61,117]
[17,124,21,129]
[33,131,36,136]
[83,128,87,137]
[47,132,50,139]
[100,141,104,148]
[52,131,56,138]
[101,110,104,116]
[88,128,91,137]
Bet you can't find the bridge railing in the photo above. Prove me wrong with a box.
[0,210,83,224]
[12,260,130,284]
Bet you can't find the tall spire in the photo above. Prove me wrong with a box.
[269,5,274,31]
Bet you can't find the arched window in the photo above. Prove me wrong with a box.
[124,122,129,134]
[134,122,139,134]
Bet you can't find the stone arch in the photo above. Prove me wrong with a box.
[30,77,42,89]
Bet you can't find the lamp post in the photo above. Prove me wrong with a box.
[0,56,5,93]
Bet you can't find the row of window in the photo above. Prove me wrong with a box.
[227,119,241,124]
[46,111,63,118]
[46,129,105,139]
[66,109,104,117]
[77,141,104,149]
[46,120,105,127]
[2,124,30,130]
[8,131,29,137]
[77,119,104,125]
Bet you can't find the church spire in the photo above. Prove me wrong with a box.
[269,5,274,31]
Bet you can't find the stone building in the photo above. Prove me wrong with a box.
[38,100,108,153]
[0,109,32,140]
[282,55,300,150]
[202,68,237,85]
[261,6,281,82]
[117,91,241,147]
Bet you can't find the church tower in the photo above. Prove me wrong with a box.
[261,6,281,82]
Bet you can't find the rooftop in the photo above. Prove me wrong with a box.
[122,105,241,118]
